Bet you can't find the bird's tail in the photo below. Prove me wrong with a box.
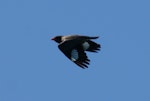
[89,36,99,39]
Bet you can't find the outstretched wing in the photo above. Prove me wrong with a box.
[58,40,90,69]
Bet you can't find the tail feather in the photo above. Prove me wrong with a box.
[89,36,99,39]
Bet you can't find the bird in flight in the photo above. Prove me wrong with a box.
[51,35,101,69]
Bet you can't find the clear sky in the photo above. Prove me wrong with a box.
[0,0,150,101]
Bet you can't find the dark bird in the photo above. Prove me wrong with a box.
[51,35,101,69]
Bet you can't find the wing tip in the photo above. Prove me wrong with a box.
[74,60,90,69]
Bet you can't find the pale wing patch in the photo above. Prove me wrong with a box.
[82,42,90,50]
[71,49,79,61]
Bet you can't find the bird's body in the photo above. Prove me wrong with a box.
[51,35,101,69]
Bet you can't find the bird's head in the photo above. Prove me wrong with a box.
[51,36,62,43]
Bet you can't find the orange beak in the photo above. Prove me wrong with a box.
[51,37,55,40]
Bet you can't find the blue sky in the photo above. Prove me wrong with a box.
[0,0,150,101]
